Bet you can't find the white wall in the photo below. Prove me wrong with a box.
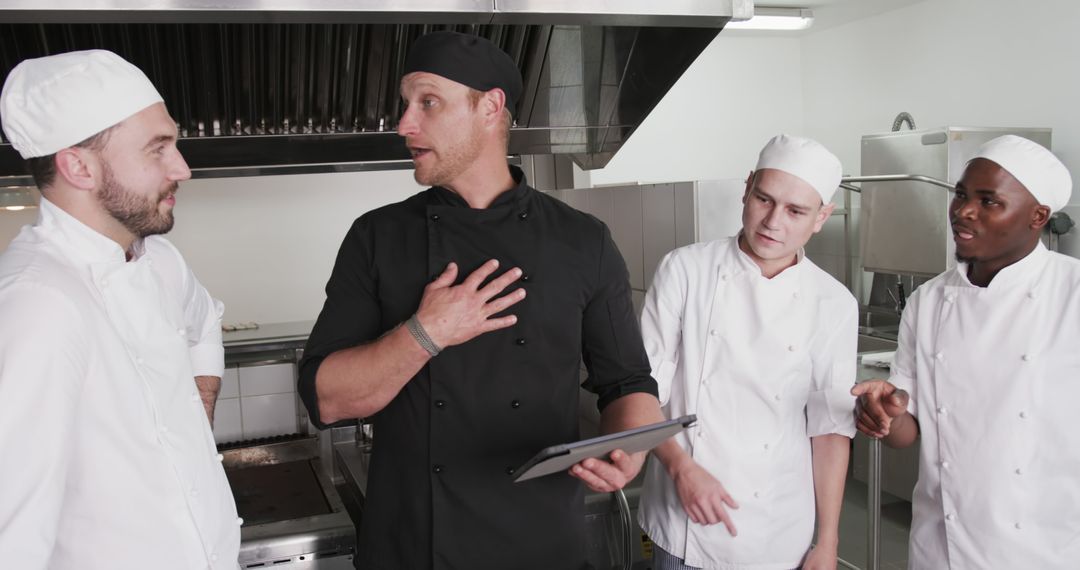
[0,170,423,324]
[801,0,1080,262]
[168,170,422,324]
[586,34,804,186]
[802,0,1080,188]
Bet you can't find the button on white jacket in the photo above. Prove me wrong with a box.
[0,199,240,569]
[638,237,857,569]
[890,242,1080,569]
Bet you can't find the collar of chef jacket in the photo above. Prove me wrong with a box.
[730,230,808,284]
[954,241,1050,292]
[37,197,145,265]
[428,165,530,211]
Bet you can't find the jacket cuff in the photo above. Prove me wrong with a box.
[189,342,225,378]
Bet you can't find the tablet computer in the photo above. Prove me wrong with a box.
[512,414,696,483]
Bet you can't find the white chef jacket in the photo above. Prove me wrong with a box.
[638,236,857,569]
[890,242,1080,569]
[0,199,241,569]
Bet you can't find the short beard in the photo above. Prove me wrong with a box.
[414,122,484,188]
[98,162,176,238]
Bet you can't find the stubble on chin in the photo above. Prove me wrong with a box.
[98,165,177,238]
[413,167,436,187]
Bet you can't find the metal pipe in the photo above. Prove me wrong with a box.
[614,489,634,570]
[843,179,853,292]
[867,438,883,570]
[838,556,861,570]
[891,112,916,132]
[842,174,955,191]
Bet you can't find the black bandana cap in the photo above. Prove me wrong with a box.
[403,31,523,118]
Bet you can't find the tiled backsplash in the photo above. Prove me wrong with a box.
[212,362,299,444]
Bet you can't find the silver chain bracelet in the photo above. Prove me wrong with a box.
[405,314,442,357]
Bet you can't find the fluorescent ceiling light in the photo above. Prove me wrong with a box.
[725,7,814,31]
[0,186,38,211]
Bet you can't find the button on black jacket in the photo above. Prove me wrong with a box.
[299,168,658,570]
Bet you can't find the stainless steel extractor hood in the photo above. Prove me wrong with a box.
[0,0,751,183]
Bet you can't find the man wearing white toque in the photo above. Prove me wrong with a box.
[639,134,857,570]
[0,50,240,569]
[853,134,1080,569]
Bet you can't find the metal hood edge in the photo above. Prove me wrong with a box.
[0,0,751,184]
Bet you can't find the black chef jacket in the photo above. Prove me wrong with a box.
[299,166,658,570]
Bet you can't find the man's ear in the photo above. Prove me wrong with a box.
[54,147,98,191]
[482,88,507,126]
[813,201,836,232]
[1030,204,1051,231]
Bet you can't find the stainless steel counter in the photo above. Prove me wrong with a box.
[223,320,314,365]
[219,323,358,569]
[224,436,358,569]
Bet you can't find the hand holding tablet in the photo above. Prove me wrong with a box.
[513,415,697,483]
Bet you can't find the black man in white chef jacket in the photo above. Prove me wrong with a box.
[854,134,1080,569]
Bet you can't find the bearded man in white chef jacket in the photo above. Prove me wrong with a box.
[639,134,857,570]
[0,50,241,569]
[853,135,1080,569]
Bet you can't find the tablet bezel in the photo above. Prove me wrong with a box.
[512,414,697,483]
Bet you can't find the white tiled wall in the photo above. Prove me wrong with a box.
[213,398,243,442]
[610,186,645,290]
[549,182,696,305]
[239,362,296,397]
[641,184,678,292]
[219,366,239,399]
[240,392,299,439]
[212,362,299,444]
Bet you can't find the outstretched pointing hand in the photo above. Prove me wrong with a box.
[851,380,909,438]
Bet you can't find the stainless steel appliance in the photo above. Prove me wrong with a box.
[222,435,358,569]
[223,329,359,569]
[859,126,1052,277]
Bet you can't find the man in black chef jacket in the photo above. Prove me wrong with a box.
[298,31,664,570]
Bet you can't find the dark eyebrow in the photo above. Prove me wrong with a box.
[143,134,174,150]
[955,181,1000,197]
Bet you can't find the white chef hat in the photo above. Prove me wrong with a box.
[967,135,1072,212]
[0,49,163,159]
[755,134,843,203]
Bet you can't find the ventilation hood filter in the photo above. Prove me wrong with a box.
[0,0,750,182]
